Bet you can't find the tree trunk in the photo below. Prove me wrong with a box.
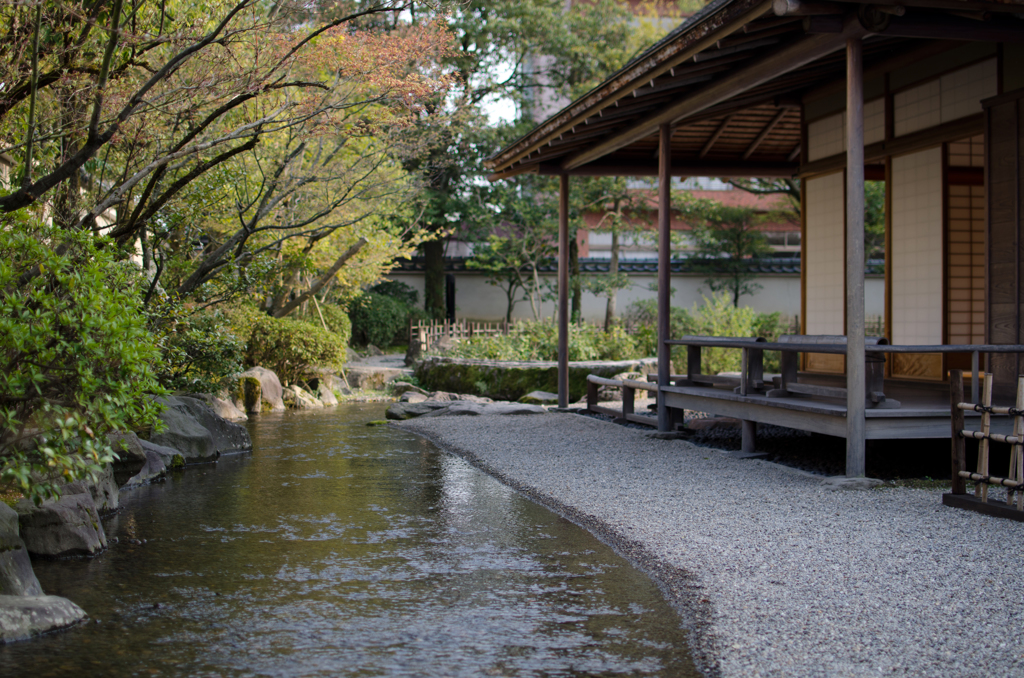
[570,236,581,323]
[422,238,445,318]
[273,238,367,318]
[605,230,619,330]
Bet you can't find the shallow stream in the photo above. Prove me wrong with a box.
[1,404,697,677]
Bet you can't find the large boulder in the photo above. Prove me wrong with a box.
[29,464,118,515]
[190,393,247,422]
[301,380,338,406]
[15,491,107,558]
[0,595,86,644]
[238,367,285,411]
[0,504,42,597]
[282,385,323,409]
[138,439,184,469]
[346,366,412,391]
[64,465,118,514]
[234,376,262,415]
[122,447,168,487]
[148,396,252,464]
[414,357,660,403]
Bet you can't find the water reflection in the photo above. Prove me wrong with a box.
[1,404,697,677]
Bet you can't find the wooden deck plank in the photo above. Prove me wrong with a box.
[661,382,1016,439]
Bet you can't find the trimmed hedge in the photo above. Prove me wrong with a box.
[245,315,346,385]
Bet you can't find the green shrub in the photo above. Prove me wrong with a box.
[349,292,409,347]
[149,305,244,394]
[245,315,346,384]
[369,280,418,307]
[0,216,165,505]
[318,304,353,346]
[449,321,639,362]
[625,293,787,374]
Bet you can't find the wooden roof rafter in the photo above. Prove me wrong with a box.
[486,0,1024,182]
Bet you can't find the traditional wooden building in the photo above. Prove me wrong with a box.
[484,0,1024,476]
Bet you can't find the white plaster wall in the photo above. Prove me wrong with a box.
[806,98,884,162]
[387,270,885,325]
[894,58,997,136]
[891,147,943,345]
[804,172,846,334]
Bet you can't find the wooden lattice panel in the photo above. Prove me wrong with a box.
[947,184,986,345]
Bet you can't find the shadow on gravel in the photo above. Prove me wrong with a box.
[575,409,1002,482]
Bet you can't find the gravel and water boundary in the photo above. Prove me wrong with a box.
[398,412,1024,678]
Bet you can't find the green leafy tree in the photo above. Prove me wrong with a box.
[683,200,773,307]
[392,0,678,317]
[467,177,558,321]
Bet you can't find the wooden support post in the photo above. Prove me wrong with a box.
[740,348,749,397]
[845,37,867,478]
[558,173,570,408]
[742,420,757,455]
[622,386,636,417]
[749,346,764,393]
[977,373,993,501]
[587,378,599,412]
[971,350,980,404]
[687,345,702,380]
[1009,376,1024,508]
[950,370,966,495]
[657,123,672,432]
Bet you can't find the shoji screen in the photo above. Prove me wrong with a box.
[890,147,944,378]
[804,172,846,372]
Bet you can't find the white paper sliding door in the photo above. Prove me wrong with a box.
[890,147,944,379]
[803,172,846,373]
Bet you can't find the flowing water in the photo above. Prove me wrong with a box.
[1,404,698,677]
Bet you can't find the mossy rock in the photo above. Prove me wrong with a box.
[366,420,389,427]
[170,454,186,469]
[236,376,262,415]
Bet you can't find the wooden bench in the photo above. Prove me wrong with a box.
[672,335,768,395]
[765,334,899,409]
[586,374,660,426]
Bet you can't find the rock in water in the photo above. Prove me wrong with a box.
[0,595,86,644]
[400,392,428,403]
[148,396,252,463]
[190,393,247,422]
[0,504,42,597]
[15,492,107,558]
[283,385,324,409]
[147,398,217,462]
[235,376,262,415]
[107,431,147,475]
[138,439,184,469]
[122,447,168,487]
[302,380,337,406]
[238,367,285,411]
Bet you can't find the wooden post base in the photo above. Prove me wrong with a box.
[942,493,1024,523]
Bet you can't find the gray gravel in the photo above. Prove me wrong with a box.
[398,412,1024,678]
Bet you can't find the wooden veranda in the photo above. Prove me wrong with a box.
[484,0,1024,477]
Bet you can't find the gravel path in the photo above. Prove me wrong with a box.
[397,412,1024,678]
